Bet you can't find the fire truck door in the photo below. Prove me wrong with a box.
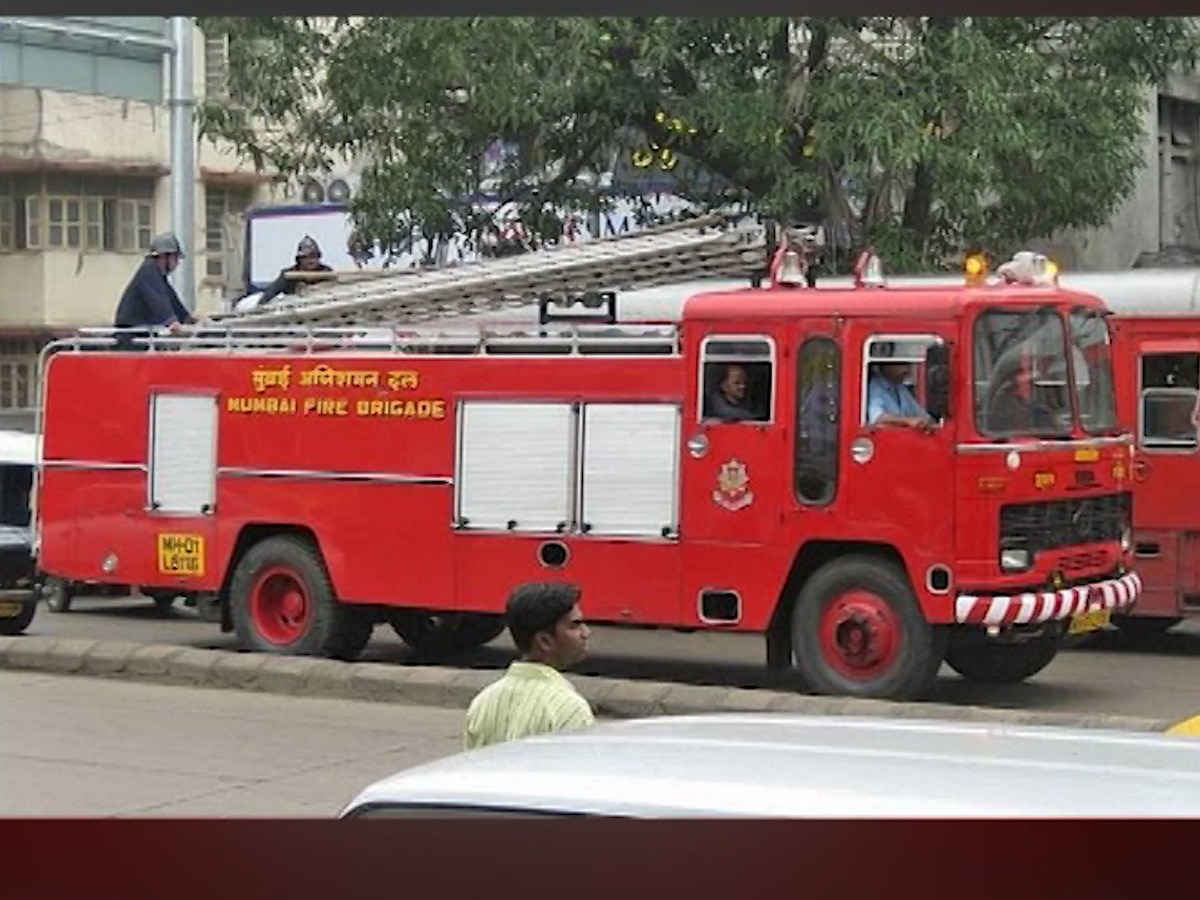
[677,335,786,627]
[1131,340,1200,606]
[841,333,956,561]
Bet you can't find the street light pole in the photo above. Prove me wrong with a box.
[168,16,196,312]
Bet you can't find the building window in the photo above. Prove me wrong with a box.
[1158,96,1200,249]
[0,174,155,253]
[205,185,253,280]
[0,196,13,251]
[204,32,230,102]
[0,339,43,411]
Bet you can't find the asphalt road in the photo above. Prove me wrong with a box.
[0,669,464,817]
[20,594,1200,725]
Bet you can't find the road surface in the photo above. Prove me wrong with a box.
[21,595,1200,724]
[0,669,465,817]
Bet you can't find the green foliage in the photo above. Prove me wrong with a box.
[198,16,1198,271]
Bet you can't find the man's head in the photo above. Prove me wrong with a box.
[505,582,589,670]
[719,364,748,404]
[147,232,183,274]
[295,236,324,271]
[878,361,911,384]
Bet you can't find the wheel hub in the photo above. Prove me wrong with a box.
[819,590,901,681]
[249,567,310,645]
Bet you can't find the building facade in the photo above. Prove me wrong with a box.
[0,16,283,430]
[1032,74,1200,272]
[0,19,1196,430]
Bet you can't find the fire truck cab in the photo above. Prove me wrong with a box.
[33,222,1141,700]
[1051,268,1200,636]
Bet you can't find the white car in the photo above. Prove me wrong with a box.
[339,713,1200,819]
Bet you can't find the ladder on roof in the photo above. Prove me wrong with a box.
[214,214,768,329]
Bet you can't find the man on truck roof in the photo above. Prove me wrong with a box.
[256,236,334,306]
[112,232,196,348]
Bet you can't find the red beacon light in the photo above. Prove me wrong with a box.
[853,248,885,287]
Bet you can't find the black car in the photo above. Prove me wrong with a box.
[0,430,38,636]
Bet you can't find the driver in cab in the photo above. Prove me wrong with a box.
[866,357,933,432]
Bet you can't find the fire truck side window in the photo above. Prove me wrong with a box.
[795,337,839,505]
[861,335,939,426]
[1141,352,1199,450]
[700,336,773,423]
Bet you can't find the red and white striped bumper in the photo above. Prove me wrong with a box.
[954,571,1142,627]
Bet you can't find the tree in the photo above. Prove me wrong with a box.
[198,16,1198,272]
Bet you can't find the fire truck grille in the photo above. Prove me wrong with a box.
[999,492,1130,554]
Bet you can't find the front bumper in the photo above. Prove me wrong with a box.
[954,571,1141,627]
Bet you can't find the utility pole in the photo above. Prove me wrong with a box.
[168,16,196,311]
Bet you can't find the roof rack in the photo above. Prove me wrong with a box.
[213,213,767,329]
[55,320,682,358]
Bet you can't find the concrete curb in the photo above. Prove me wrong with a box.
[0,635,1175,733]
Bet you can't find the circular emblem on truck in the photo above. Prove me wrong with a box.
[713,459,754,511]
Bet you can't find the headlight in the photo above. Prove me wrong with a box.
[1000,548,1031,572]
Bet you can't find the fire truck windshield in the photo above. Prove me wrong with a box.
[973,306,1074,439]
[1068,307,1119,435]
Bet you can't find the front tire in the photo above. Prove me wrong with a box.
[229,535,373,660]
[790,554,947,700]
[944,628,1061,684]
[0,598,36,635]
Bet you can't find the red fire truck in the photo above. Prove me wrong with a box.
[1023,268,1200,637]
[825,264,1200,639]
[32,219,1141,700]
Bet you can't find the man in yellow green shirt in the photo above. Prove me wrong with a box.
[464,582,595,749]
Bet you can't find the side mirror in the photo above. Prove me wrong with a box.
[924,343,950,422]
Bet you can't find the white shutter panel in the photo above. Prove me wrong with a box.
[456,401,574,532]
[580,403,679,537]
[149,394,217,514]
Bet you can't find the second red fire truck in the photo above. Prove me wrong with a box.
[32,219,1141,699]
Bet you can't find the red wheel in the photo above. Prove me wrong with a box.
[816,589,901,683]
[249,565,312,646]
[790,554,947,700]
[229,534,374,660]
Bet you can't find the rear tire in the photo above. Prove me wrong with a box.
[388,610,506,655]
[944,629,1061,684]
[229,535,373,660]
[790,554,947,701]
[146,591,177,614]
[41,577,74,613]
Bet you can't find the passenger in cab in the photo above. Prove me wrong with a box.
[707,364,763,421]
[866,359,932,430]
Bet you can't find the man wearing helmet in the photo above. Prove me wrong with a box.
[256,235,334,306]
[113,232,196,349]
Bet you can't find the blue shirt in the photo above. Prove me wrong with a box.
[866,375,927,424]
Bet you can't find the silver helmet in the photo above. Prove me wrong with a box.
[148,232,184,257]
[296,235,322,259]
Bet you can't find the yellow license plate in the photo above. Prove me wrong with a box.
[157,533,205,577]
[1068,607,1112,636]
[0,599,24,617]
